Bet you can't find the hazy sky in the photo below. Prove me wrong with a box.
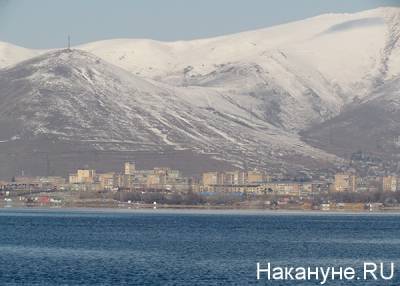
[0,0,399,48]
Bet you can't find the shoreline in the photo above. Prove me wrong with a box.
[1,205,400,216]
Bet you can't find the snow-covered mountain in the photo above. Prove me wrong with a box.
[78,8,393,132]
[0,7,399,177]
[80,7,398,97]
[0,49,339,177]
[2,7,399,130]
[0,42,42,69]
[302,75,400,160]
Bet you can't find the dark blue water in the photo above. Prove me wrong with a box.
[0,209,399,285]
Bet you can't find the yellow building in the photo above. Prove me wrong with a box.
[333,173,357,192]
[202,172,218,186]
[382,176,397,192]
[247,170,265,184]
[223,171,239,185]
[68,174,79,184]
[98,172,116,190]
[146,174,161,187]
[69,169,96,184]
[124,162,136,175]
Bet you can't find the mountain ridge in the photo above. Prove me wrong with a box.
[0,7,400,177]
[0,49,341,178]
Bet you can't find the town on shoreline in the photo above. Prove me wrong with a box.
[1,161,400,212]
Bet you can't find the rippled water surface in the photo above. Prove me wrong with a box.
[0,209,399,285]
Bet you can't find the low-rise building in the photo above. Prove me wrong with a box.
[260,182,312,197]
[13,176,66,189]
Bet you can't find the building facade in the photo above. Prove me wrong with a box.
[333,173,357,192]
[382,176,397,192]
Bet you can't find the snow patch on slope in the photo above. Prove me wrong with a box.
[0,42,42,69]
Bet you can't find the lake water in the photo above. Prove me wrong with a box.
[0,209,399,285]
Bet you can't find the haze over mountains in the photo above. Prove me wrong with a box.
[0,7,399,178]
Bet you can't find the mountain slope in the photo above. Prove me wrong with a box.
[1,7,400,176]
[2,8,399,132]
[0,41,41,69]
[79,8,385,82]
[302,75,400,160]
[77,7,399,131]
[80,7,395,94]
[0,49,340,178]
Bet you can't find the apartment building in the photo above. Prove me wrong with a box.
[333,173,357,192]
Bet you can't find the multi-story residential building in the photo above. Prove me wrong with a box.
[311,181,330,195]
[68,174,79,184]
[65,163,184,192]
[333,173,357,192]
[124,162,136,175]
[129,169,154,187]
[69,169,96,184]
[98,172,117,191]
[146,174,161,187]
[202,172,218,187]
[119,165,186,190]
[202,170,268,187]
[223,171,238,185]
[247,170,266,184]
[382,175,397,192]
